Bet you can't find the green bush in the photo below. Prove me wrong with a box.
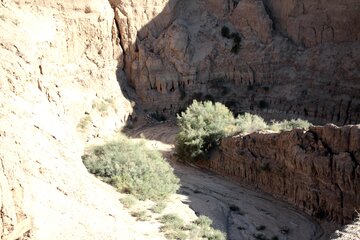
[235,113,268,134]
[176,101,312,160]
[82,136,179,201]
[270,119,312,132]
[176,100,236,160]
[119,195,137,208]
[77,115,92,130]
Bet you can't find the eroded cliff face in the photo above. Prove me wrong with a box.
[114,0,360,124]
[198,124,360,225]
[0,0,135,239]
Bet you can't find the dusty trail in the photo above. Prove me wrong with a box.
[126,122,328,240]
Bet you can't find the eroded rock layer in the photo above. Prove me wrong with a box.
[113,0,360,124]
[0,0,134,239]
[198,124,360,225]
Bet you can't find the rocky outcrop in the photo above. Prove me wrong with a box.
[0,0,135,239]
[198,124,360,225]
[113,0,360,124]
[262,0,360,47]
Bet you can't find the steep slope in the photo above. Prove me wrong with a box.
[113,0,360,124]
[0,1,138,239]
[198,124,360,226]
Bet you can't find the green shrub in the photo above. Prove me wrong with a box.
[151,202,167,214]
[131,210,150,221]
[119,195,137,208]
[270,119,311,132]
[92,99,109,113]
[193,216,226,240]
[235,113,267,134]
[176,101,312,160]
[159,214,226,240]
[82,136,179,201]
[176,100,236,160]
[159,214,185,231]
[77,115,92,130]
[193,215,213,228]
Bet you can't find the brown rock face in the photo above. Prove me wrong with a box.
[262,0,360,47]
[114,0,360,124]
[0,0,134,239]
[198,124,360,225]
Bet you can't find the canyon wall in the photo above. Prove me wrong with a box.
[114,0,360,124]
[198,124,360,225]
[0,0,136,239]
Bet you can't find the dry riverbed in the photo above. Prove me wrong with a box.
[125,122,332,240]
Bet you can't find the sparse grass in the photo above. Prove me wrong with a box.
[151,202,167,214]
[193,216,226,240]
[82,136,179,201]
[159,214,226,240]
[131,210,150,221]
[92,99,109,113]
[77,115,92,129]
[104,97,117,112]
[160,214,185,231]
[193,215,213,228]
[120,195,137,208]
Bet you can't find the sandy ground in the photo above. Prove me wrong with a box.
[125,121,331,240]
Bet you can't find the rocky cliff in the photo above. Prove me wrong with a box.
[198,124,360,225]
[114,0,360,124]
[0,0,136,239]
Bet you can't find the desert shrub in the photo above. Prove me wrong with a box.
[119,195,137,208]
[151,202,167,214]
[270,119,311,132]
[77,115,92,129]
[193,216,226,240]
[160,214,185,231]
[176,100,236,160]
[235,113,268,134]
[131,210,150,221]
[82,136,179,201]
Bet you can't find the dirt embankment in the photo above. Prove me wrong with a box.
[198,124,360,225]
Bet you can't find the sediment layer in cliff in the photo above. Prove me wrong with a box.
[113,0,360,124]
[198,124,360,225]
